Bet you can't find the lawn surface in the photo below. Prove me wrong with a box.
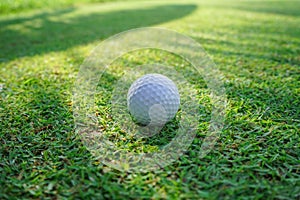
[1,0,299,199]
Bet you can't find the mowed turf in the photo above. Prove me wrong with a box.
[0,0,299,199]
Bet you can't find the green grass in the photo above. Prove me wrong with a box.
[1,0,300,199]
[0,0,121,15]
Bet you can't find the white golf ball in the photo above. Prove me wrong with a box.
[127,73,180,126]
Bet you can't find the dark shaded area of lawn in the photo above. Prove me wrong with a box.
[0,4,197,61]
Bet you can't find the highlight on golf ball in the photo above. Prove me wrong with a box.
[127,73,180,126]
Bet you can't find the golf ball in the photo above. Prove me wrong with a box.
[127,73,180,126]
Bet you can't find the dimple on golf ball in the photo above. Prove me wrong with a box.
[127,73,180,126]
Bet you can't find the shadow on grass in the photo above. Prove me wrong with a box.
[0,70,138,198]
[0,4,197,61]
[193,36,299,124]
[199,37,300,66]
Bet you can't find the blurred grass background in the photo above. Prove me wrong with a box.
[0,0,120,14]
